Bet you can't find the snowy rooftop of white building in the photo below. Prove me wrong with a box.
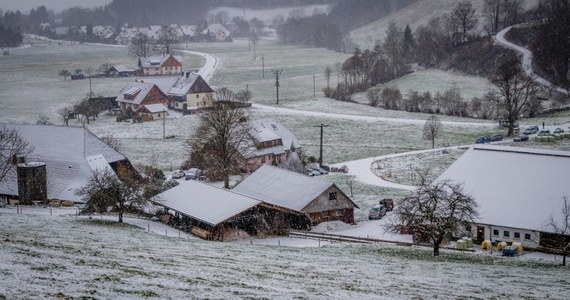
[433,145,570,234]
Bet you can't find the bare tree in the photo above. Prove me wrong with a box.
[58,69,71,80]
[545,196,570,266]
[487,54,538,136]
[188,104,251,188]
[157,25,181,55]
[215,87,236,102]
[235,89,252,103]
[324,66,332,90]
[0,125,34,184]
[100,135,122,152]
[367,89,380,107]
[99,63,113,77]
[388,179,478,256]
[36,114,52,125]
[452,0,477,43]
[423,115,443,149]
[57,107,74,126]
[77,170,144,224]
[484,0,502,35]
[129,31,154,57]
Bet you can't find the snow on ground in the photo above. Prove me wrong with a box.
[1,212,568,299]
[207,5,332,25]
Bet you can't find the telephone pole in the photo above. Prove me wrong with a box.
[314,124,329,167]
[272,69,282,105]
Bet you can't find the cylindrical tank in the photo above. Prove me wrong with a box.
[17,162,47,205]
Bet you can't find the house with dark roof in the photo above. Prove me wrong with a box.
[151,179,309,241]
[138,54,183,76]
[241,119,302,173]
[434,145,570,250]
[233,165,358,225]
[0,124,133,204]
[109,65,135,77]
[115,81,169,121]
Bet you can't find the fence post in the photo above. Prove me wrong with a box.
[147,224,150,232]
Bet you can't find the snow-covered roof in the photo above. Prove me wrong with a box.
[201,24,230,36]
[245,118,301,158]
[433,145,570,234]
[143,73,214,97]
[152,180,261,226]
[138,54,183,69]
[233,165,333,211]
[115,81,157,105]
[0,124,127,202]
[143,103,168,114]
[111,65,133,73]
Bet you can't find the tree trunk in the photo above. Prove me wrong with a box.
[224,176,230,189]
[433,241,441,256]
[564,254,567,266]
[119,212,123,223]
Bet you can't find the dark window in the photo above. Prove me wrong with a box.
[329,192,337,200]
[514,232,520,239]
[493,229,499,236]
[503,231,510,238]
[524,233,531,240]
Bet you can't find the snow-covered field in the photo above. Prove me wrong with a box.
[1,212,568,299]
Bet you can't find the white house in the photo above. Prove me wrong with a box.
[433,145,570,249]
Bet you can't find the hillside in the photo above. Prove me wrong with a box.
[1,213,568,299]
[349,0,539,48]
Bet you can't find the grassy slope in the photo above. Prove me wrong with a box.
[0,213,568,299]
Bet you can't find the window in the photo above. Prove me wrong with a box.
[155,67,159,71]
[524,233,531,240]
[158,113,161,118]
[493,229,499,236]
[196,94,199,98]
[335,209,344,217]
[503,231,510,238]
[329,192,337,200]
[514,232,520,239]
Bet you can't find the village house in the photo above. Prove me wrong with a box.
[434,145,570,250]
[163,72,214,111]
[201,24,231,42]
[0,124,132,205]
[108,65,135,77]
[151,179,309,241]
[233,165,359,225]
[242,118,302,173]
[115,81,169,121]
[138,54,183,76]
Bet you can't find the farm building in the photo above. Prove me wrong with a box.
[115,81,169,120]
[151,179,309,241]
[433,145,570,250]
[0,124,133,204]
[233,165,358,225]
[108,65,135,77]
[144,72,214,112]
[138,54,182,76]
[242,118,302,173]
[137,103,169,121]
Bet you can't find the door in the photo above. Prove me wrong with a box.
[476,226,485,243]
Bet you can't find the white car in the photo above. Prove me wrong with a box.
[171,170,185,179]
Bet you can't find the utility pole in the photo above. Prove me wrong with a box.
[272,69,282,105]
[313,74,316,99]
[261,54,265,77]
[162,108,166,139]
[314,124,329,167]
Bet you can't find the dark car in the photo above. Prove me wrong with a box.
[490,134,503,142]
[538,130,551,136]
[475,136,491,144]
[553,128,565,135]
[368,204,386,220]
[513,135,529,142]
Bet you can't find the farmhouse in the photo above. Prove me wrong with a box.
[0,124,132,204]
[115,81,169,120]
[434,145,570,250]
[145,72,214,112]
[151,179,309,241]
[201,24,231,42]
[242,118,302,173]
[138,54,182,76]
[233,165,358,225]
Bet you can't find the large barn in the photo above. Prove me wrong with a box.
[0,124,132,204]
[233,165,358,225]
[151,179,309,241]
[434,145,570,250]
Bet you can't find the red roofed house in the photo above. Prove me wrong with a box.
[138,54,183,76]
[115,81,169,121]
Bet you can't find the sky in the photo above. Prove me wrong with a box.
[0,0,112,13]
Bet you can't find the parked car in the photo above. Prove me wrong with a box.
[379,198,394,211]
[475,136,490,144]
[185,168,203,180]
[522,126,539,135]
[306,168,321,176]
[553,128,565,134]
[368,204,387,220]
[490,134,503,142]
[171,170,185,179]
[513,135,529,142]
[311,167,329,175]
[538,130,551,136]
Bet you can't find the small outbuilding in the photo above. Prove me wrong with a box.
[233,165,358,225]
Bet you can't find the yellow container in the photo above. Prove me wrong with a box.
[511,242,524,253]
[481,240,492,250]
[497,241,507,251]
